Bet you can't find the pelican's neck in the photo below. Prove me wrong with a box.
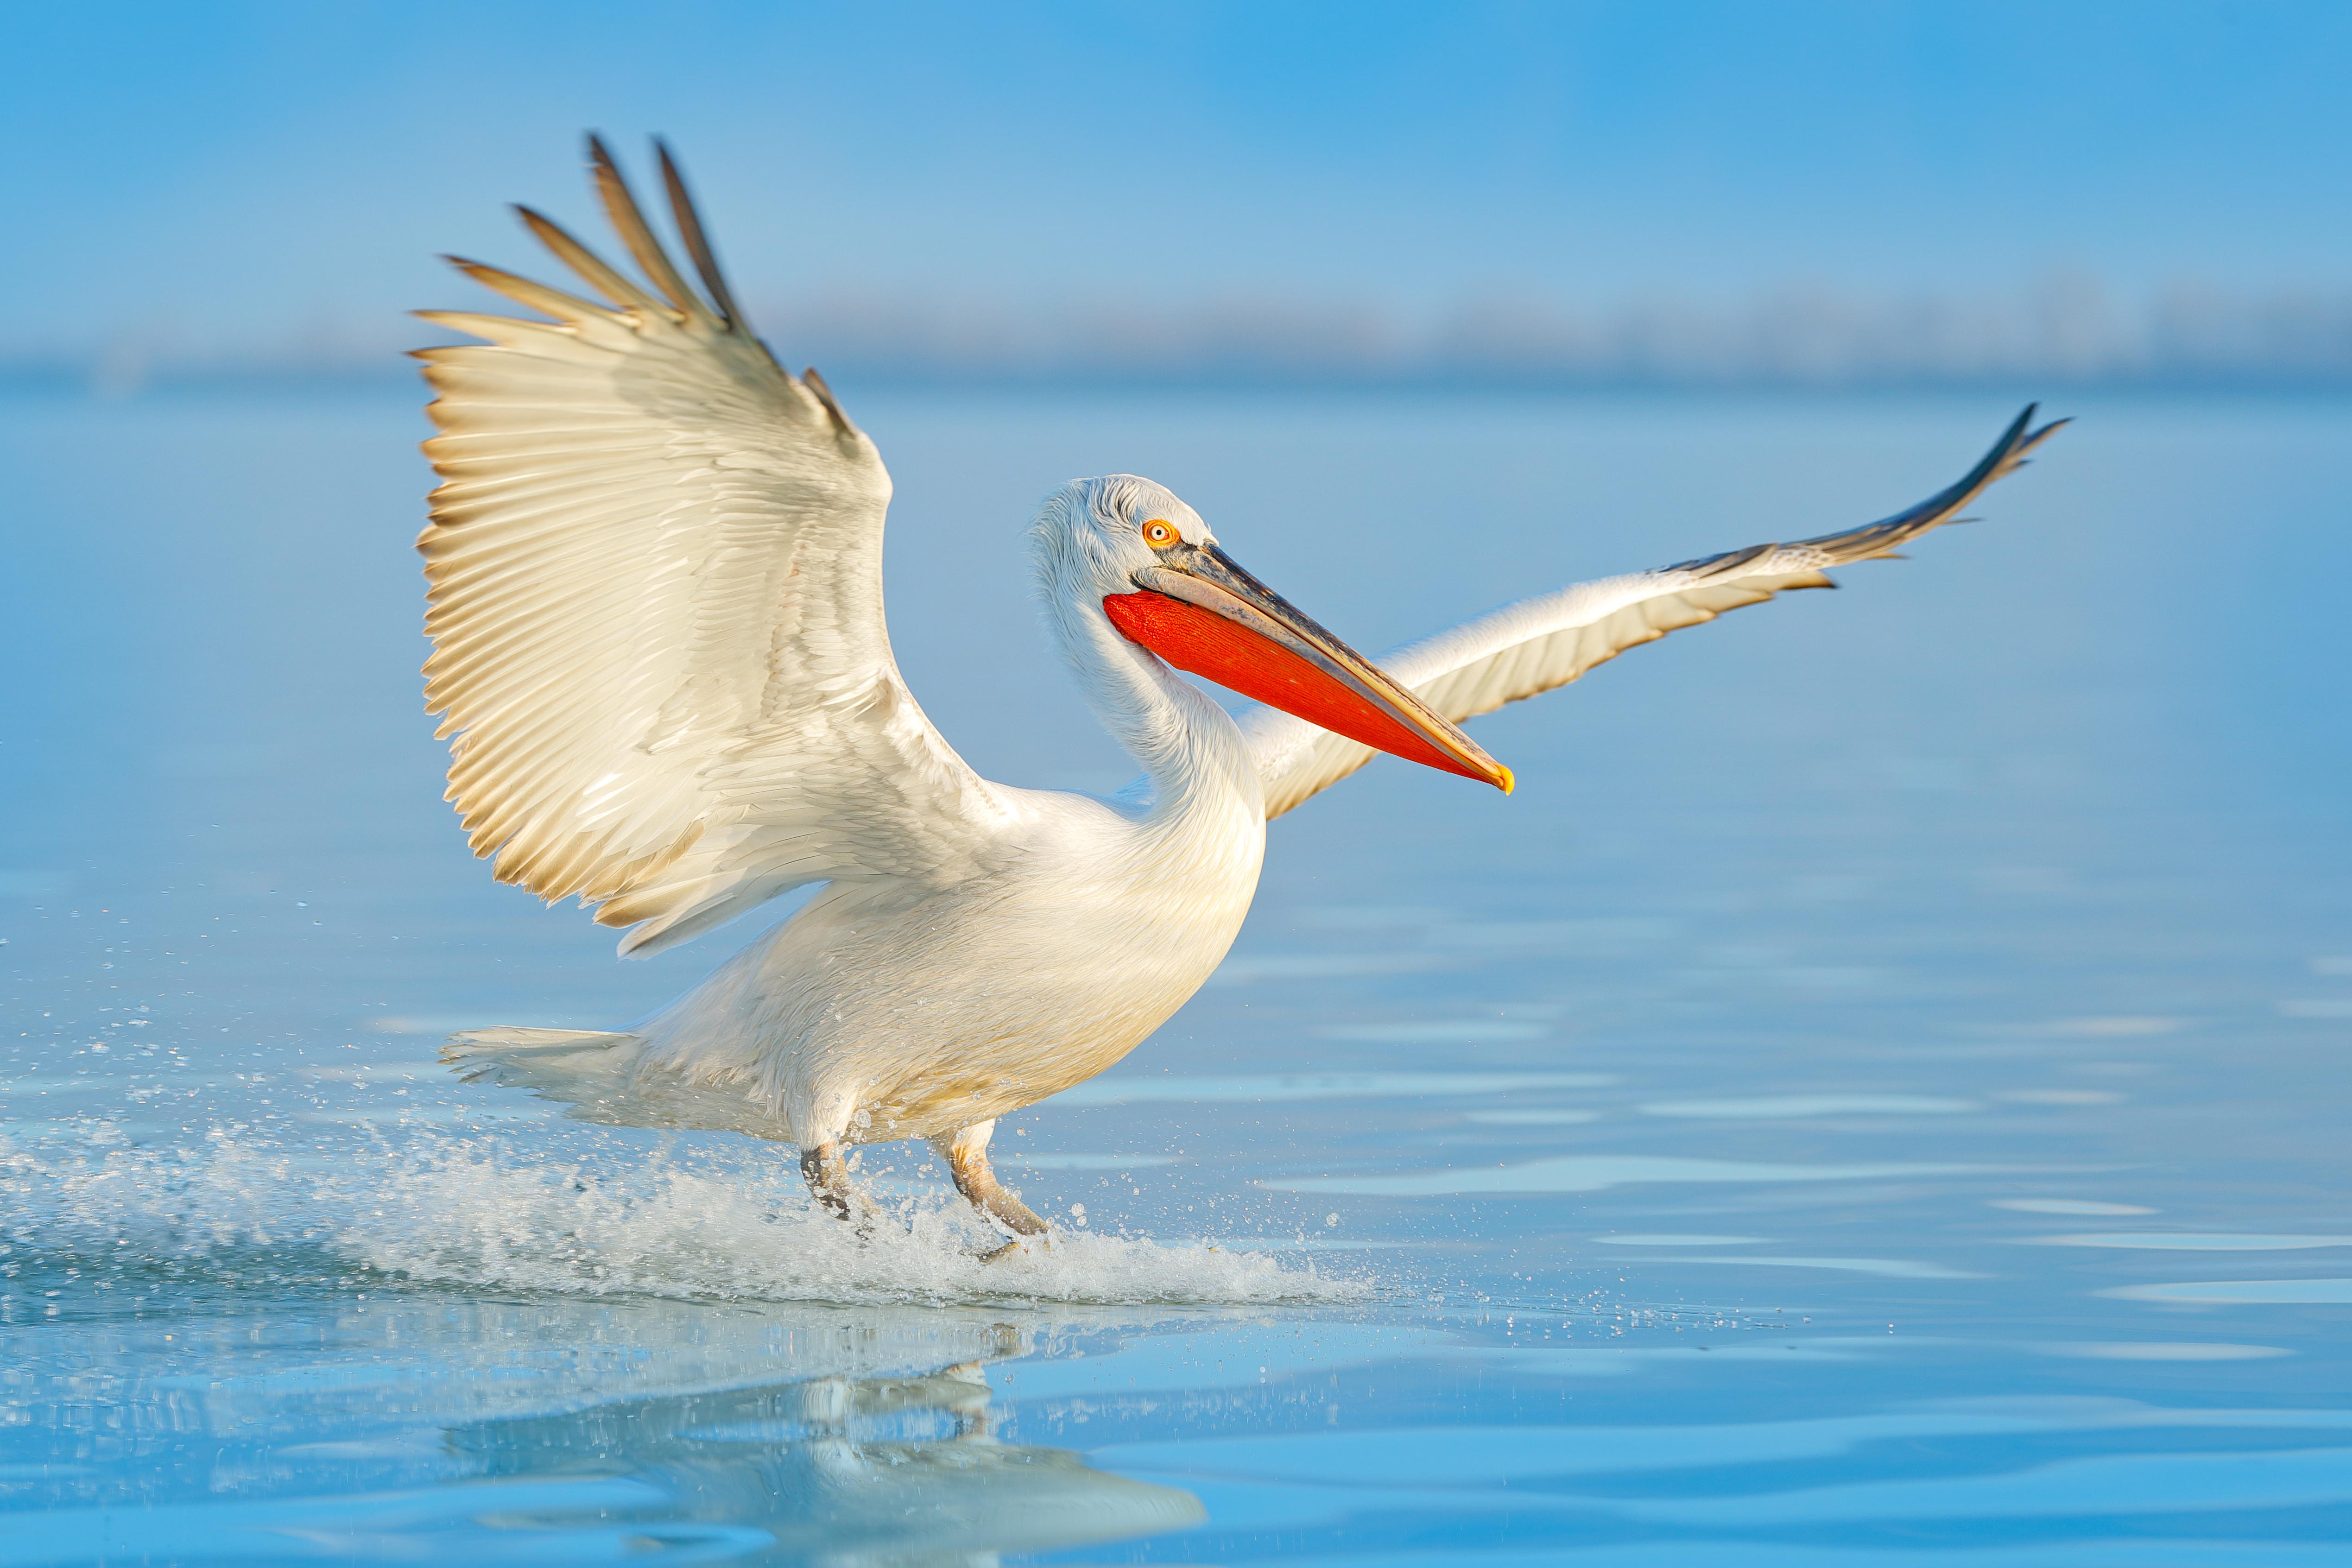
[1052,594,1262,821]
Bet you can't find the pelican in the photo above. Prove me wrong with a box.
[420,139,2063,1240]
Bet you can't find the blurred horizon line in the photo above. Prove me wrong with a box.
[13,360,2352,400]
[18,269,2352,398]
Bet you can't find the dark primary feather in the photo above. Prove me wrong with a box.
[1664,405,2064,579]
[1787,403,2065,566]
[512,204,656,312]
[1243,405,2068,819]
[657,138,746,328]
[586,133,706,321]
[802,366,856,438]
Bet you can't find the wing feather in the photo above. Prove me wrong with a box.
[416,138,1009,955]
[585,133,707,320]
[513,204,664,312]
[1247,406,2064,818]
[657,138,746,327]
[443,257,617,323]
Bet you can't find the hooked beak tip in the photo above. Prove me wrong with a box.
[1495,764,1515,796]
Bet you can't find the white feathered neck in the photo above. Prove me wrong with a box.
[1028,481,1264,822]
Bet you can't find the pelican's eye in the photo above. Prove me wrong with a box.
[1140,518,1180,549]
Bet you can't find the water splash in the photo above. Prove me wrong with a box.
[0,1128,1368,1309]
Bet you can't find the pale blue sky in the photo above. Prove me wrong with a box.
[8,2,2350,377]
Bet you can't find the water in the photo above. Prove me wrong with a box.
[4,384,2350,1563]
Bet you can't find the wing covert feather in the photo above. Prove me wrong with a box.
[1246,407,2064,818]
[416,140,1008,955]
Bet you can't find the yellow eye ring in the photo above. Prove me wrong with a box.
[1141,518,1179,548]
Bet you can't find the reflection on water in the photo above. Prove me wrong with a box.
[440,1347,1203,1565]
[1,1289,1199,1566]
[7,387,2352,1561]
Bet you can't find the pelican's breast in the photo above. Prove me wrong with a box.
[835,784,1267,1140]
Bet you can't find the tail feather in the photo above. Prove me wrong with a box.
[443,1026,639,1088]
[440,1026,792,1141]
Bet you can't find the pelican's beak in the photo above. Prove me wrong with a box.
[1104,541,1513,792]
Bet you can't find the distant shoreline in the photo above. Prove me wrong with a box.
[11,364,2352,401]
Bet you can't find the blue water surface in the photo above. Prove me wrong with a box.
[3,384,2350,1564]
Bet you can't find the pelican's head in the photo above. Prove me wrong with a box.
[1031,475,1511,792]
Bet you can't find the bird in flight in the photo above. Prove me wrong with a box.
[417,138,2062,1246]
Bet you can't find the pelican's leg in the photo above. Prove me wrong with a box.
[931,1120,1050,1240]
[799,1141,881,1232]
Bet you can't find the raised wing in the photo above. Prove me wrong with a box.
[416,138,1009,955]
[1246,406,2065,818]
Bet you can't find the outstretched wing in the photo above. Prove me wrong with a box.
[1245,406,2065,819]
[416,137,1009,955]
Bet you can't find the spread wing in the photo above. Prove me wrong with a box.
[415,138,1009,955]
[1246,406,2065,819]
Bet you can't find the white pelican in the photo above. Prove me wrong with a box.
[421,139,2063,1239]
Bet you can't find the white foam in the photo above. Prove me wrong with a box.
[0,1131,1366,1309]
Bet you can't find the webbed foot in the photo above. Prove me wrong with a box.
[800,1140,886,1235]
[932,1119,1053,1239]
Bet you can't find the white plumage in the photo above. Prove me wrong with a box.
[420,139,2061,1237]
[1243,419,2053,816]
